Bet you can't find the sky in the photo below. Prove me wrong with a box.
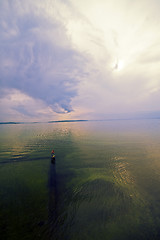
[1,0,160,121]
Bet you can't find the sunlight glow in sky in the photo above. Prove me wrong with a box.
[0,0,160,121]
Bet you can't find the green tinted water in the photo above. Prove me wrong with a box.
[1,120,160,239]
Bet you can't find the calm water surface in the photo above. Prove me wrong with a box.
[1,120,160,240]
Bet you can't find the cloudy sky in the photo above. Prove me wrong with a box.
[1,0,160,121]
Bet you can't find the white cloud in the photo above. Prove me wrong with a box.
[0,88,58,121]
[64,0,160,118]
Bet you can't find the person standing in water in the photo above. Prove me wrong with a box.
[51,149,56,162]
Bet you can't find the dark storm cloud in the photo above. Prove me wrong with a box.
[0,0,85,114]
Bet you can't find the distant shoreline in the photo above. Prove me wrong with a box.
[0,120,88,125]
[0,118,160,125]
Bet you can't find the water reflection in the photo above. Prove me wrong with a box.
[113,156,134,185]
[1,120,160,239]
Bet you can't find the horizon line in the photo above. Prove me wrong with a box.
[1,116,160,125]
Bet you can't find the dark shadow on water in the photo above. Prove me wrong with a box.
[47,158,77,240]
[48,158,58,239]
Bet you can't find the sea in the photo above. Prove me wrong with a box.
[1,119,160,240]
